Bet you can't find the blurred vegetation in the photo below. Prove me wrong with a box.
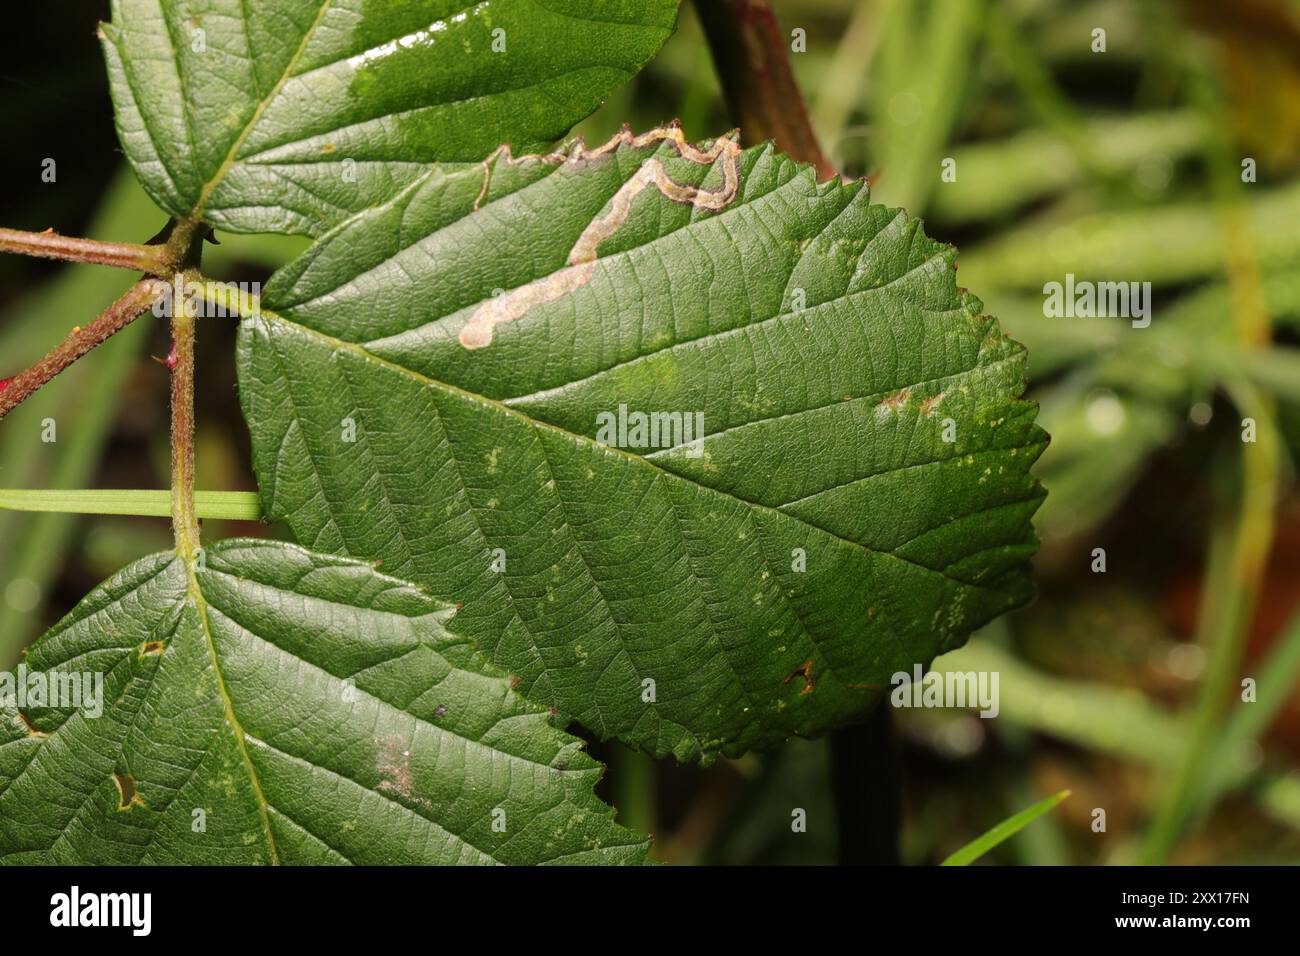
[2,0,1298,864]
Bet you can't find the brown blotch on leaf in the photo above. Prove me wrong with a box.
[140,640,165,658]
[375,734,429,807]
[784,658,816,696]
[460,125,743,350]
[113,772,145,811]
[14,712,47,738]
[879,389,911,411]
[919,391,946,417]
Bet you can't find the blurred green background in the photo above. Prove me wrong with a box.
[2,0,1298,864]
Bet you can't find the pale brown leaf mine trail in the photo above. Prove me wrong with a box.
[459,125,743,350]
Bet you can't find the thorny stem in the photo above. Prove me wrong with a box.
[693,0,836,180]
[163,222,212,558]
[160,221,211,559]
[0,218,204,276]
[0,278,168,420]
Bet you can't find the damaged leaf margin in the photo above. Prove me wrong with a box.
[237,125,1049,763]
[0,539,649,865]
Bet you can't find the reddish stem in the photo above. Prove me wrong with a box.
[0,227,170,273]
[169,290,202,557]
[0,279,168,420]
[693,0,836,179]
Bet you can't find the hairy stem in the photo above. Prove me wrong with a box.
[0,215,210,557]
[0,227,171,273]
[693,0,835,179]
[0,279,167,420]
[170,278,202,559]
[0,217,208,420]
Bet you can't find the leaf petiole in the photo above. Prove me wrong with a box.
[0,278,170,421]
[0,227,171,272]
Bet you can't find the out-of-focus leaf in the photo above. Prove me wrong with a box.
[1033,386,1177,541]
[868,0,983,213]
[958,184,1300,291]
[930,112,1203,224]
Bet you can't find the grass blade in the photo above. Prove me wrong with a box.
[0,489,261,521]
[940,790,1072,866]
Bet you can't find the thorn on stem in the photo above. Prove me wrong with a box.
[152,342,178,371]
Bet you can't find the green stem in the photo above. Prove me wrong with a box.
[1140,63,1279,863]
[1196,603,1300,820]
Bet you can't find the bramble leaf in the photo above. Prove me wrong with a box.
[0,539,646,864]
[101,0,680,234]
[236,128,1048,762]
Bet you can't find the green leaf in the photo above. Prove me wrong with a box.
[940,789,1071,866]
[102,0,680,235]
[0,539,646,865]
[237,128,1047,761]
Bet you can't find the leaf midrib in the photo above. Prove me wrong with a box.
[188,0,335,222]
[183,0,665,221]
[193,546,633,865]
[252,306,1032,596]
[183,555,282,864]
